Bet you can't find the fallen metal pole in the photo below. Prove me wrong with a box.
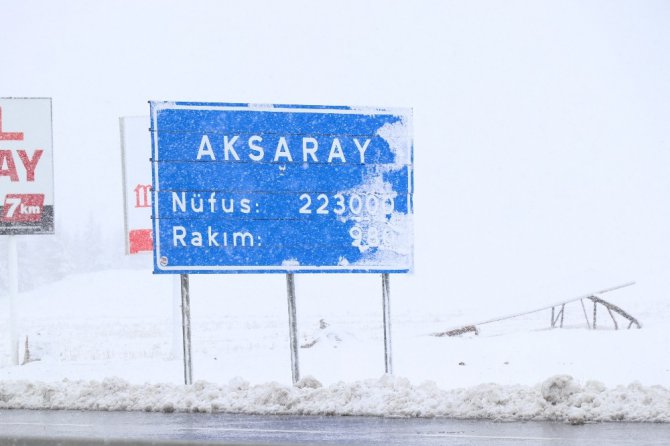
[433,281,636,336]
[180,274,192,385]
[286,273,300,384]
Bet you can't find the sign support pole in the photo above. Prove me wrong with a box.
[286,273,300,384]
[171,274,182,359]
[180,274,193,385]
[7,235,19,366]
[382,273,393,374]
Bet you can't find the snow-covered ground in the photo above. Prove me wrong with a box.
[1,267,669,423]
[2,0,670,425]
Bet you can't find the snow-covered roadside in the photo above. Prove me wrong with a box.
[1,269,670,423]
[1,374,669,425]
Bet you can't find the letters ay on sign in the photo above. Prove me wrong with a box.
[0,98,54,235]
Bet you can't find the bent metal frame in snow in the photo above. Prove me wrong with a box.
[149,101,414,385]
[432,282,640,337]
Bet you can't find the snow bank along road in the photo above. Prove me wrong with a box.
[2,410,670,446]
[1,375,670,424]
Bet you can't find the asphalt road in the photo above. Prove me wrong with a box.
[1,410,669,445]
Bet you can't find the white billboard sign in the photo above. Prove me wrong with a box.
[0,98,54,235]
[120,116,152,254]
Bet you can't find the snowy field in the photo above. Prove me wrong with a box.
[2,0,670,426]
[1,267,670,423]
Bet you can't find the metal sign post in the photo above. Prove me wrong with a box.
[180,274,193,385]
[171,274,182,359]
[286,274,300,384]
[382,273,393,374]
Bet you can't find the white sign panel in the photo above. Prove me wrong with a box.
[0,98,54,235]
[120,116,152,254]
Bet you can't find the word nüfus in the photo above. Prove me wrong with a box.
[172,192,251,214]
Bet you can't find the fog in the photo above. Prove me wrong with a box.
[2,0,669,309]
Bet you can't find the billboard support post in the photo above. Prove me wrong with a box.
[382,273,393,374]
[7,235,18,366]
[180,274,193,385]
[286,273,300,384]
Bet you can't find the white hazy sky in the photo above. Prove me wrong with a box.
[2,0,669,308]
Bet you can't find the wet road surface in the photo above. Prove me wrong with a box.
[1,409,669,445]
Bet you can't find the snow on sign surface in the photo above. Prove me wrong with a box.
[0,98,54,235]
[150,102,414,274]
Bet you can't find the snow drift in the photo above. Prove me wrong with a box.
[1,374,669,424]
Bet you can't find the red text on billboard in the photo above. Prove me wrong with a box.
[1,194,45,222]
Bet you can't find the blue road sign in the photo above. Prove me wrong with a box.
[150,102,413,274]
